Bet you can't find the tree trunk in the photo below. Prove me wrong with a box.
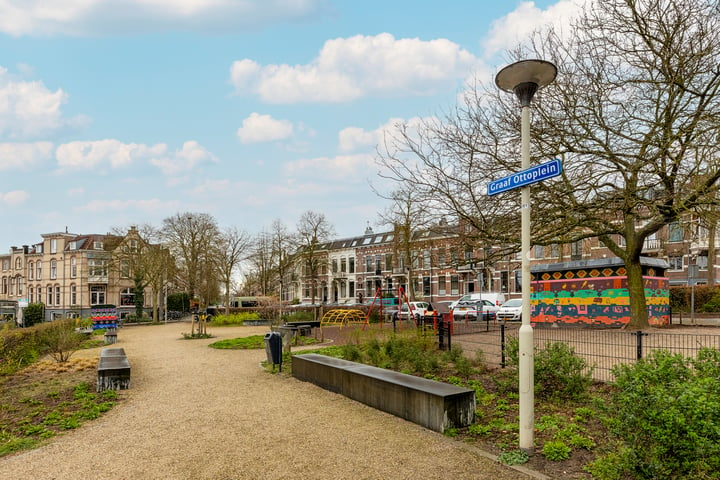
[624,257,649,330]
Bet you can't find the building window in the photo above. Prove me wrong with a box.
[50,259,57,279]
[349,281,355,298]
[17,276,23,295]
[501,271,509,292]
[47,285,53,305]
[28,261,33,280]
[55,286,60,306]
[91,286,106,305]
[423,276,431,296]
[29,286,34,303]
[70,257,77,278]
[36,287,41,303]
[365,256,372,273]
[550,244,560,258]
[2,277,7,294]
[438,249,446,267]
[668,256,683,271]
[50,239,57,254]
[697,254,709,270]
[120,260,130,278]
[423,250,430,269]
[668,222,684,243]
[331,259,338,273]
[89,258,108,277]
[385,253,393,271]
[15,257,22,269]
[36,261,42,280]
[438,276,446,295]
[450,275,459,295]
[70,285,77,305]
[2,259,8,270]
[514,270,522,293]
[93,240,103,250]
[534,245,545,259]
[120,288,134,306]
[349,257,355,273]
[375,255,382,275]
[570,240,583,261]
[9,276,15,295]
[340,258,347,273]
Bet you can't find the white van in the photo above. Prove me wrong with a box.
[449,292,506,310]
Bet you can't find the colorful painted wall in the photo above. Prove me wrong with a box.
[531,259,670,327]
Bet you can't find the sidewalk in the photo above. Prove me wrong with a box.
[0,322,542,480]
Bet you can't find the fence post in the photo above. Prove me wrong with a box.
[635,330,648,360]
[500,322,506,368]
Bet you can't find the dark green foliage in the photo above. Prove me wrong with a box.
[605,349,720,479]
[503,338,593,400]
[542,440,572,461]
[0,327,41,375]
[167,292,191,312]
[22,303,45,327]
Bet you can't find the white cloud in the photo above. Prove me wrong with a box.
[0,141,54,170]
[149,140,218,176]
[1,190,29,205]
[76,197,178,213]
[230,33,479,103]
[338,116,433,153]
[0,0,331,36]
[0,67,87,140]
[482,0,585,58]
[237,112,294,143]
[56,139,164,171]
[284,153,375,180]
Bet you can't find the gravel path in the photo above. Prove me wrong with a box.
[0,322,540,480]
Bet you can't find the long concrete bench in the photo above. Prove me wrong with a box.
[292,353,475,432]
[97,347,131,392]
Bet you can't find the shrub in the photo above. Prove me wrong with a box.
[22,302,45,327]
[534,342,593,400]
[502,339,593,400]
[37,319,86,363]
[608,349,720,478]
[211,312,260,325]
[0,326,41,375]
[542,440,572,461]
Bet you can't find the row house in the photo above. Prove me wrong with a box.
[289,218,715,306]
[0,227,152,322]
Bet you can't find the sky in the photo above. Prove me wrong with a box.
[0,0,583,250]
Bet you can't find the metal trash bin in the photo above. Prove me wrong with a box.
[264,331,283,371]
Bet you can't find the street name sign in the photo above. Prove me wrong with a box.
[487,158,562,196]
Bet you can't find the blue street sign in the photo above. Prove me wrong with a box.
[487,158,562,196]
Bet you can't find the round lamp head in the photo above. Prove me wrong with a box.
[495,59,557,106]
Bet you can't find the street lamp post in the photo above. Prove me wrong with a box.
[495,59,557,453]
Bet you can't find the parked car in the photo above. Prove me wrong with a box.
[452,299,499,321]
[391,301,435,321]
[496,298,522,322]
[449,292,506,310]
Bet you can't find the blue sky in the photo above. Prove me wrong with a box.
[0,0,581,249]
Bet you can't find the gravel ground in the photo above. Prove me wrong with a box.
[0,322,542,480]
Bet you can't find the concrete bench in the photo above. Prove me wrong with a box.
[97,347,131,392]
[292,353,475,433]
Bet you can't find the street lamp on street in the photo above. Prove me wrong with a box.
[495,59,557,453]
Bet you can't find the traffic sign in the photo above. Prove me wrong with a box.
[487,158,562,196]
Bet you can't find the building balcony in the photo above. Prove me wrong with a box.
[87,275,108,284]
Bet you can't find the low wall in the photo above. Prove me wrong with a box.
[293,353,475,432]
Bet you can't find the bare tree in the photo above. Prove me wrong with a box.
[296,210,335,304]
[379,0,720,329]
[215,226,252,315]
[161,212,220,307]
[269,219,296,303]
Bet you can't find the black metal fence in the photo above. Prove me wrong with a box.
[440,319,720,382]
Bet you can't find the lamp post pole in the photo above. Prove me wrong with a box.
[495,59,557,453]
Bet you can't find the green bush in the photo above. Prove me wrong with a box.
[542,440,572,461]
[0,325,41,375]
[503,338,593,400]
[607,349,720,478]
[37,319,85,363]
[211,312,260,325]
[22,303,44,327]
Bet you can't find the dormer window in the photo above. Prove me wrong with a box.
[93,241,104,250]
